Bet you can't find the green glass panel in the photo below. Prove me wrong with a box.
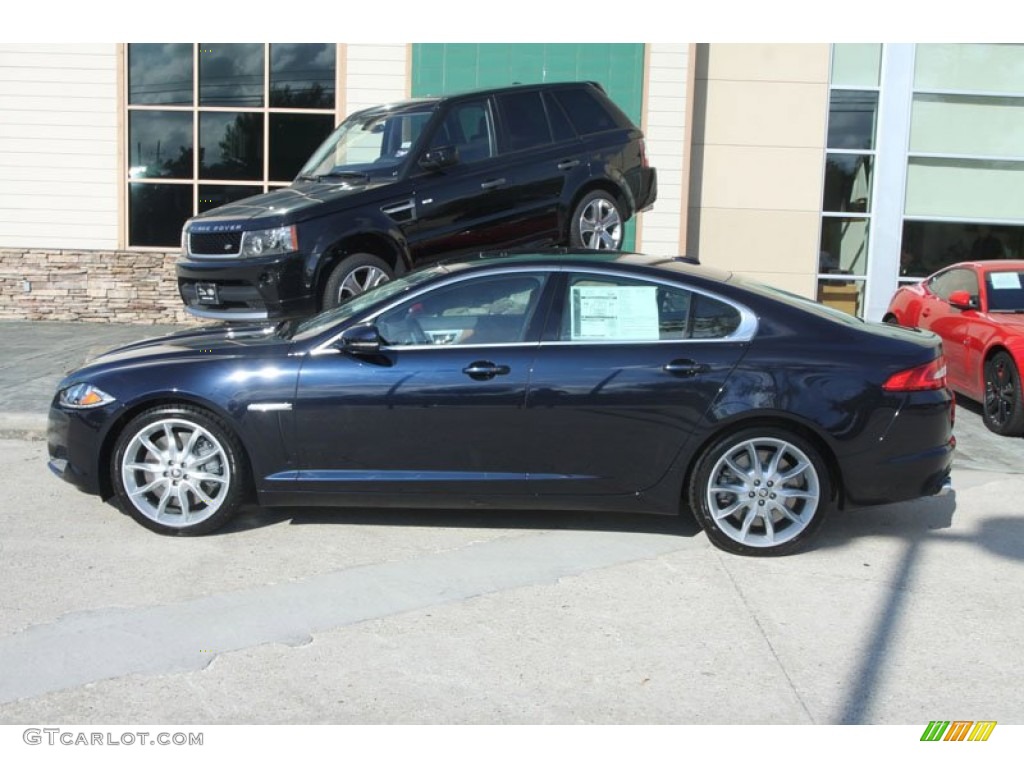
[915,44,1024,94]
[831,44,881,87]
[910,94,1024,157]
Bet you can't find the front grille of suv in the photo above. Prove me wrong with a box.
[189,232,242,256]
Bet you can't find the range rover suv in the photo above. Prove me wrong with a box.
[177,81,657,321]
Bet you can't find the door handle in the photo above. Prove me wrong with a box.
[557,159,580,170]
[462,361,511,380]
[480,178,506,190]
[663,359,709,377]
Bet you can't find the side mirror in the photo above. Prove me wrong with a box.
[419,146,458,171]
[338,324,382,354]
[948,290,978,311]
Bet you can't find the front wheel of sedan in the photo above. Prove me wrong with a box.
[983,351,1024,436]
[111,406,249,536]
[688,428,831,556]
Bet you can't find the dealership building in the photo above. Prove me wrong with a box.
[0,43,1020,324]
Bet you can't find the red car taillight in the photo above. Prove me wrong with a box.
[882,357,948,392]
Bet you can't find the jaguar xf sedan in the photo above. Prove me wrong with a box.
[48,252,954,556]
[885,260,1024,436]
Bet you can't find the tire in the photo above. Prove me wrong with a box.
[983,351,1024,436]
[688,427,831,556]
[322,253,393,310]
[111,405,249,536]
[882,313,899,325]
[569,191,624,250]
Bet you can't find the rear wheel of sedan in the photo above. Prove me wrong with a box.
[323,253,393,310]
[689,427,830,557]
[570,191,624,250]
[983,351,1024,436]
[111,405,249,536]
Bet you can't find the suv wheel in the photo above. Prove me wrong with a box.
[323,253,393,310]
[570,191,624,250]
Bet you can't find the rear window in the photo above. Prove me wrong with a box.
[553,87,629,135]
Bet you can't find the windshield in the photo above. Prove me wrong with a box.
[298,109,435,180]
[986,270,1024,312]
[290,266,448,341]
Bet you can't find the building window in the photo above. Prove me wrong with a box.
[126,43,337,248]
[901,44,1024,279]
[818,44,880,317]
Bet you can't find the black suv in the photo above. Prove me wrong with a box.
[177,81,657,321]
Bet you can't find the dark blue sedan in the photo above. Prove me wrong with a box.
[48,252,954,555]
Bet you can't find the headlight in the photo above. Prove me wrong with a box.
[59,384,116,409]
[240,226,298,258]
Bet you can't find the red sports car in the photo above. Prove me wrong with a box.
[886,260,1024,436]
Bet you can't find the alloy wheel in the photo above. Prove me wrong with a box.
[578,198,623,250]
[337,265,390,302]
[704,437,820,549]
[120,418,231,528]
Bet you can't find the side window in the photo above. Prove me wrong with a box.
[496,91,552,152]
[929,268,978,301]
[553,88,626,136]
[429,99,495,164]
[558,274,740,342]
[543,92,577,143]
[376,274,547,347]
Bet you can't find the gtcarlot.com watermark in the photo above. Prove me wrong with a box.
[23,728,203,747]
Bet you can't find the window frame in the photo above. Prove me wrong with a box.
[122,43,341,251]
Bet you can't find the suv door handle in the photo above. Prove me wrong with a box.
[480,178,506,190]
[463,361,511,380]
[663,359,709,377]
[557,159,580,170]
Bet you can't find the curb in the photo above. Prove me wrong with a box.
[0,413,47,441]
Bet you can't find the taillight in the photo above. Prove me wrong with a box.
[639,138,649,169]
[882,357,948,392]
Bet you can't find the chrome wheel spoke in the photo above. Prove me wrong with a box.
[140,435,165,462]
[713,499,748,521]
[126,462,163,474]
[183,480,214,507]
[778,459,810,482]
[186,446,224,470]
[130,477,166,497]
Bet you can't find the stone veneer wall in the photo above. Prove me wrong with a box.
[0,250,200,325]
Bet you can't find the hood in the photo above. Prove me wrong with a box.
[188,178,399,227]
[74,324,292,373]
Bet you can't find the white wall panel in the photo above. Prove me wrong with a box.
[0,44,118,250]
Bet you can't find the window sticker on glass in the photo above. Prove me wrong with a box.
[570,286,659,341]
[990,272,1023,290]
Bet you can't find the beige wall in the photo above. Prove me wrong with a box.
[637,44,689,256]
[344,44,409,114]
[687,44,829,297]
[0,44,119,251]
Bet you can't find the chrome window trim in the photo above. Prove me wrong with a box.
[552,266,759,344]
[309,264,759,355]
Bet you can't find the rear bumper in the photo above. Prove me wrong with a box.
[840,389,955,507]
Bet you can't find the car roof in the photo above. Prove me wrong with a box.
[942,260,1024,273]
[438,249,732,283]
[349,81,606,118]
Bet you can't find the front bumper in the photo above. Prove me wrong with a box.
[47,403,112,497]
[176,251,317,322]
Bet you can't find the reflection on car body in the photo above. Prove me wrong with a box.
[50,252,953,556]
